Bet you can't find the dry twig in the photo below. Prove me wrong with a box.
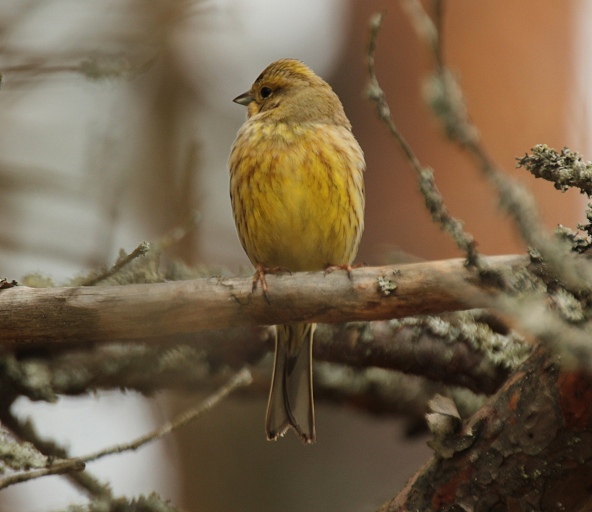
[78,367,252,464]
[0,368,252,491]
[366,12,482,270]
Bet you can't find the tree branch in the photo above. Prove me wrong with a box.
[1,312,528,418]
[314,316,528,395]
[0,255,528,345]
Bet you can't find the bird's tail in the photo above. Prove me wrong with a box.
[265,322,316,444]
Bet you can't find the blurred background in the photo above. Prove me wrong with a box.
[0,0,588,510]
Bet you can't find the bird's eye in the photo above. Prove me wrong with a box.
[260,86,273,99]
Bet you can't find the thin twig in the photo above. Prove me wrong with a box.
[366,13,482,270]
[0,368,252,491]
[0,411,112,499]
[1,64,86,74]
[78,368,252,464]
[0,458,85,490]
[81,241,151,286]
[394,0,592,370]
[1,54,158,82]
[402,0,592,293]
[430,0,446,70]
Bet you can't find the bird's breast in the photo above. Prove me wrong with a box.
[229,121,365,272]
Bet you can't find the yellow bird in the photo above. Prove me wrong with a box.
[229,59,365,443]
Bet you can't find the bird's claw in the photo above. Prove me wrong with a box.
[252,264,291,303]
[324,262,363,280]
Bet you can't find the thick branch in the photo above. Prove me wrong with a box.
[0,255,526,345]
[2,315,527,408]
[378,348,592,512]
[314,318,526,395]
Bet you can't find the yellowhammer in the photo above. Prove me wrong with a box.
[229,58,365,443]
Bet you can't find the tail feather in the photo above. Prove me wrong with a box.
[266,323,316,444]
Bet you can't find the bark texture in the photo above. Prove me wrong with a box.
[379,348,592,512]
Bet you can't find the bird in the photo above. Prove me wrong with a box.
[228,58,365,443]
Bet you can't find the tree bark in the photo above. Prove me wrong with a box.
[378,348,592,512]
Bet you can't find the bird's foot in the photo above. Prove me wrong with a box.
[324,262,364,280]
[252,264,291,303]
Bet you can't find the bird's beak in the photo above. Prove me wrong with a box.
[233,91,254,106]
